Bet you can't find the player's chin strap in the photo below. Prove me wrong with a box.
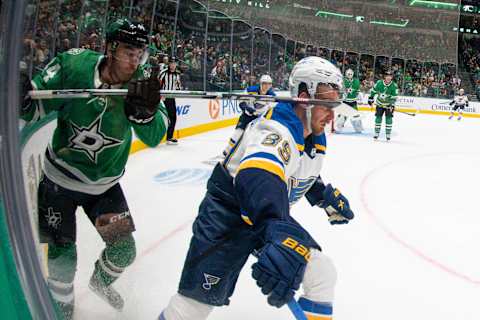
[28,89,344,109]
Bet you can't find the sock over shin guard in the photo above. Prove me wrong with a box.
[93,235,136,286]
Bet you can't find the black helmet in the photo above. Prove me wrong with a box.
[106,18,148,48]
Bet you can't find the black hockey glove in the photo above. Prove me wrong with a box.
[368,96,374,106]
[125,68,160,125]
[387,105,395,112]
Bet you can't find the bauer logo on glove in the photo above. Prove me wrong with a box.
[320,184,354,225]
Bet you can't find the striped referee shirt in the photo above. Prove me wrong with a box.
[159,69,182,91]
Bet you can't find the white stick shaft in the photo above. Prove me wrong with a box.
[28,89,343,108]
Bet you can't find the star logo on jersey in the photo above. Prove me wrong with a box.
[68,116,123,163]
[202,273,221,290]
[45,207,62,229]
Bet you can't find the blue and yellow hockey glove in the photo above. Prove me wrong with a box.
[252,221,310,308]
[320,184,354,225]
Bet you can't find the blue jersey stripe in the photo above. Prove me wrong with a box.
[242,152,284,168]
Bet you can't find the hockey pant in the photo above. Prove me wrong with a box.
[38,175,136,317]
[161,164,336,320]
[374,106,394,137]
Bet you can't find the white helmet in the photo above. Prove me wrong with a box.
[345,68,354,79]
[260,74,273,84]
[289,56,343,98]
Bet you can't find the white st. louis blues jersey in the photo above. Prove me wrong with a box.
[223,102,327,207]
[453,94,468,106]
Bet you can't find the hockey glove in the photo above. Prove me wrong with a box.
[368,96,374,106]
[239,101,269,116]
[125,68,160,125]
[387,105,395,113]
[320,184,354,225]
[252,221,310,308]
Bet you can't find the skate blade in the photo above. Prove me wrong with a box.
[88,282,124,311]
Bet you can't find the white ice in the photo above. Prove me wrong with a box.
[72,112,480,320]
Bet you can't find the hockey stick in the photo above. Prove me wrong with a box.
[396,110,416,116]
[287,300,308,320]
[28,89,344,109]
[373,104,416,116]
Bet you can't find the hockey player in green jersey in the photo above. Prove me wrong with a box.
[21,19,168,319]
[368,70,398,141]
[335,68,363,133]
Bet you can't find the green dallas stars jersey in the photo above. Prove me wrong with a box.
[343,78,360,103]
[369,80,399,107]
[22,48,168,195]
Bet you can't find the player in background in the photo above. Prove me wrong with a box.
[368,70,398,141]
[449,88,469,120]
[21,19,168,319]
[334,68,363,133]
[206,74,276,164]
[160,56,354,320]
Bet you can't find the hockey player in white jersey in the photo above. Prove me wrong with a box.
[159,56,354,320]
[335,68,363,133]
[449,88,469,120]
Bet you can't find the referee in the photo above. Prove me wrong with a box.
[159,56,182,144]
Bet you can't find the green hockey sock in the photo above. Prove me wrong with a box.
[386,116,393,136]
[375,116,382,134]
[92,235,136,286]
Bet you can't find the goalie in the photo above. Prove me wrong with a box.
[334,68,363,133]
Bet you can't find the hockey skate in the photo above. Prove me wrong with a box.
[386,135,391,141]
[373,134,379,140]
[89,273,124,311]
[54,301,74,320]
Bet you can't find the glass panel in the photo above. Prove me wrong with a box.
[344,52,360,78]
[107,0,130,24]
[252,27,270,82]
[391,57,405,94]
[175,0,207,90]
[405,59,423,96]
[374,55,390,82]
[317,47,331,60]
[306,44,317,57]
[232,20,252,90]
[439,63,457,98]
[152,0,177,60]
[32,0,58,72]
[22,1,39,78]
[285,39,295,77]
[424,61,440,97]
[55,0,83,53]
[270,33,287,90]
[207,10,232,91]
[294,41,305,62]
[332,49,345,71]
[77,0,108,52]
[359,54,374,94]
